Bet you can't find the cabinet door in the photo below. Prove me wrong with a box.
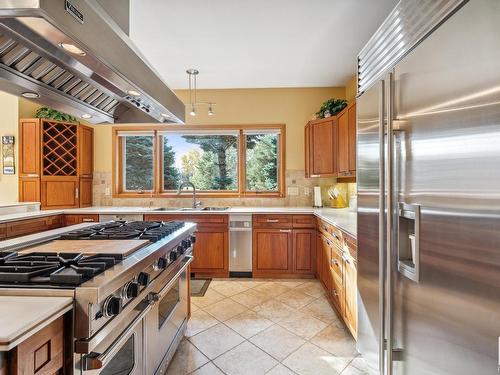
[304,123,311,178]
[79,178,93,207]
[293,229,316,274]
[316,234,323,279]
[253,229,292,274]
[18,119,40,177]
[337,109,349,174]
[311,119,336,176]
[0,224,6,240]
[9,317,63,374]
[19,177,40,202]
[78,125,94,178]
[191,226,228,272]
[347,101,357,173]
[40,177,79,209]
[343,255,357,338]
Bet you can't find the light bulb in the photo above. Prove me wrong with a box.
[208,104,214,116]
[189,105,196,116]
[59,43,86,56]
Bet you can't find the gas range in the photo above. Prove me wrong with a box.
[0,220,197,374]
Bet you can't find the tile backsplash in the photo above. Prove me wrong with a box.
[93,170,356,208]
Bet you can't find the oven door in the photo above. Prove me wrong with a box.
[76,311,145,375]
[145,255,192,375]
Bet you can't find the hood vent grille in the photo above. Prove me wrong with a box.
[0,32,119,115]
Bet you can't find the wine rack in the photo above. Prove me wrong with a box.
[42,120,78,176]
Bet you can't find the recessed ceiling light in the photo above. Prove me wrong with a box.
[59,42,86,56]
[127,89,141,97]
[21,92,40,99]
[81,114,92,119]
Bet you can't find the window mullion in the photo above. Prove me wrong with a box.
[239,129,246,197]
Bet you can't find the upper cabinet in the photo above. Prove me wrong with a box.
[18,118,94,209]
[305,100,356,179]
[305,117,338,177]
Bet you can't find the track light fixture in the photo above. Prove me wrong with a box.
[186,69,216,116]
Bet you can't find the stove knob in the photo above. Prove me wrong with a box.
[182,239,191,248]
[157,257,168,269]
[104,296,122,318]
[137,272,150,286]
[190,235,196,244]
[169,251,178,262]
[177,244,185,255]
[124,281,139,299]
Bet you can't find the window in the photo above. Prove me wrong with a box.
[114,125,285,197]
[121,134,154,191]
[162,132,238,191]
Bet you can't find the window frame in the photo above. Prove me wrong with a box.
[112,124,286,198]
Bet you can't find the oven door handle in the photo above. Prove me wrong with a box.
[82,300,153,370]
[155,255,193,300]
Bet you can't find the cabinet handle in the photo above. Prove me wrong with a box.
[75,187,79,199]
[279,229,292,233]
[82,218,95,222]
[266,219,279,223]
[332,259,339,267]
[26,174,39,177]
[333,290,339,297]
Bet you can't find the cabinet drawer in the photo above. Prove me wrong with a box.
[253,214,292,229]
[330,243,343,279]
[318,219,343,247]
[331,272,343,313]
[6,215,62,239]
[64,214,99,226]
[145,214,227,225]
[292,215,316,228]
[0,224,5,240]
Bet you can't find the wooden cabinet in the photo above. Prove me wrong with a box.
[18,118,93,209]
[0,223,6,240]
[64,214,99,226]
[317,218,357,338]
[305,118,338,177]
[253,228,292,274]
[5,215,63,239]
[252,214,316,278]
[305,100,356,179]
[293,229,316,274]
[144,214,229,277]
[8,317,64,375]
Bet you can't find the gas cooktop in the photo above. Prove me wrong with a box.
[60,220,185,242]
[0,251,122,286]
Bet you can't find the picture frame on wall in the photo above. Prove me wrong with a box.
[2,135,15,175]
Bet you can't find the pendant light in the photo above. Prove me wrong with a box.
[186,69,216,116]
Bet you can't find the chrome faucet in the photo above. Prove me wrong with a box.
[176,181,201,209]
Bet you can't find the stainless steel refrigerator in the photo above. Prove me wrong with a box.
[356,0,500,374]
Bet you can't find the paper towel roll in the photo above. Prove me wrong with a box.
[313,186,322,207]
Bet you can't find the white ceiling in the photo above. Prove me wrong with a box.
[129,0,397,89]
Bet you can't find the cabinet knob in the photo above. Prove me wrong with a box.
[137,272,150,286]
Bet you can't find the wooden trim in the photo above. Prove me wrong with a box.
[112,124,286,198]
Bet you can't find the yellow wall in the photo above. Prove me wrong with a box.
[94,87,345,172]
[0,92,20,203]
[345,75,358,102]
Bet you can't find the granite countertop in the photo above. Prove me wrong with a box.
[0,296,73,351]
[0,206,357,237]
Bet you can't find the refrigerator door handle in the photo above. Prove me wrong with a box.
[378,78,387,375]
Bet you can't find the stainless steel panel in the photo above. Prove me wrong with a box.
[357,80,384,372]
[358,0,466,95]
[390,0,500,373]
[229,215,253,272]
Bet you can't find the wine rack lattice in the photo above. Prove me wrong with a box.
[42,120,78,176]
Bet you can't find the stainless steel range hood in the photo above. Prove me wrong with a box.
[0,0,185,124]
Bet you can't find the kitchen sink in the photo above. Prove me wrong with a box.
[152,207,177,211]
[202,207,229,211]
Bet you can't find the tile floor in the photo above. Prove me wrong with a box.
[167,278,376,375]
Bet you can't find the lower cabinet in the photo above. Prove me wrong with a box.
[317,220,358,338]
[40,177,80,209]
[144,214,229,277]
[252,215,316,278]
[0,223,5,240]
[64,214,99,226]
[253,229,293,275]
[5,215,63,239]
[8,317,64,374]
[79,178,93,207]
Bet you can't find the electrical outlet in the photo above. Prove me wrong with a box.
[287,186,299,196]
[304,187,310,196]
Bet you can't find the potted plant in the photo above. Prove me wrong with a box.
[315,98,348,119]
[35,107,77,122]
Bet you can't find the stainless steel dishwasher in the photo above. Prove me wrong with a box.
[229,214,252,277]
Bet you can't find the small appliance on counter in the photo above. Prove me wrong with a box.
[327,187,347,208]
[313,186,323,208]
